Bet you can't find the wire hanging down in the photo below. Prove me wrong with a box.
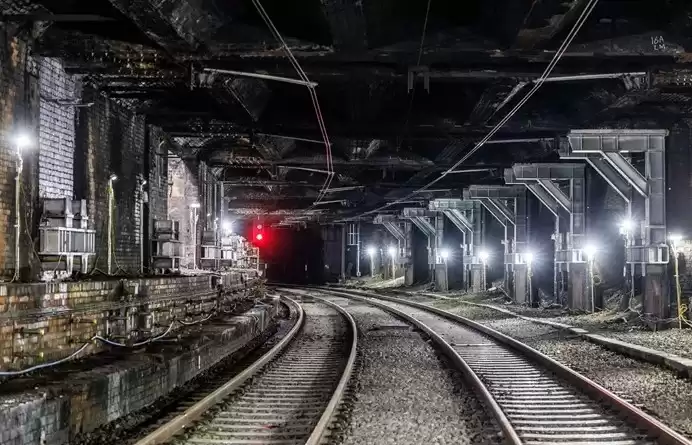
[250,0,334,208]
[343,0,601,221]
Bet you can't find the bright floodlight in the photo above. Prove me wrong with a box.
[222,220,233,232]
[440,248,450,260]
[479,250,489,262]
[109,174,118,182]
[525,252,534,264]
[620,218,634,231]
[14,133,32,150]
[388,246,397,257]
[669,233,683,243]
[583,244,597,259]
[190,202,201,209]
[141,179,147,186]
[366,246,376,256]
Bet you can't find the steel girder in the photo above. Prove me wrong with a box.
[507,164,587,263]
[373,215,406,241]
[559,144,632,202]
[401,208,436,238]
[429,199,473,233]
[465,185,530,303]
[429,198,477,269]
[565,130,669,265]
[402,207,437,265]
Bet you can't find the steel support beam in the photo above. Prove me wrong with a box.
[559,144,633,203]
[537,179,571,213]
[471,201,485,292]
[429,199,478,291]
[465,185,530,302]
[402,208,437,270]
[507,164,588,310]
[434,214,447,290]
[567,129,669,322]
[374,214,413,283]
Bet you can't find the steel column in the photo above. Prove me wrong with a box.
[466,186,529,301]
[508,164,589,310]
[434,214,447,290]
[567,129,669,322]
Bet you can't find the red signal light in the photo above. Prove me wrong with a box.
[256,224,263,230]
[255,233,263,241]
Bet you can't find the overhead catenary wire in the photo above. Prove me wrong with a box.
[250,0,334,208]
[398,0,433,150]
[342,0,601,221]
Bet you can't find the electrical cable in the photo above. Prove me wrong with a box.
[398,0,433,151]
[250,0,334,208]
[341,0,600,221]
[0,303,220,377]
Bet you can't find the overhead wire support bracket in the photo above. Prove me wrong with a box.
[203,68,318,88]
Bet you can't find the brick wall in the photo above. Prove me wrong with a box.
[0,28,40,278]
[0,294,277,445]
[75,89,147,273]
[168,158,201,268]
[0,30,175,278]
[38,58,77,199]
[0,273,248,370]
[148,126,168,223]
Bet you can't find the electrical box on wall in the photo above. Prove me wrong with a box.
[38,198,95,279]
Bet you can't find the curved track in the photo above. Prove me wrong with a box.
[133,295,357,445]
[288,287,692,445]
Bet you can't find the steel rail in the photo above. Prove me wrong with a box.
[304,295,359,445]
[319,286,692,445]
[280,287,522,445]
[131,296,305,445]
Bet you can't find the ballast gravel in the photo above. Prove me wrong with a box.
[437,300,692,438]
[324,296,501,445]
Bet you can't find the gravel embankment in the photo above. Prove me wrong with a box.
[433,299,692,438]
[324,296,501,445]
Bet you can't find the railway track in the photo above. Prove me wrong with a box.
[132,295,357,445]
[283,286,692,445]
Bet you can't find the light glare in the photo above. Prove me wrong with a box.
[366,246,376,256]
[479,250,489,262]
[387,246,397,257]
[669,233,683,243]
[14,133,32,150]
[525,252,534,264]
[583,244,597,258]
[440,248,450,260]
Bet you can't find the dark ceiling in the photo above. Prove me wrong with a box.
[5,0,692,223]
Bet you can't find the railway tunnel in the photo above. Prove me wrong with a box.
[3,0,692,444]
